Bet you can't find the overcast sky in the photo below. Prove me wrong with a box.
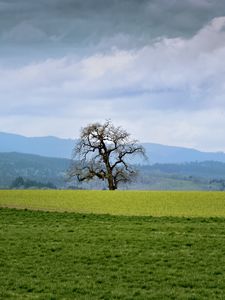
[1,0,225,151]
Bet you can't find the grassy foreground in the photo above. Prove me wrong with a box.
[0,190,225,217]
[1,208,225,299]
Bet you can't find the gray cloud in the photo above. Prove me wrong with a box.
[1,0,225,49]
[1,0,224,67]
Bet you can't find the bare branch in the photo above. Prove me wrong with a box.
[68,120,146,190]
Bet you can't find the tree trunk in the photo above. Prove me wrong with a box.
[103,151,116,190]
[107,174,116,190]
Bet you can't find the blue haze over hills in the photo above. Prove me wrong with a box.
[1,132,225,164]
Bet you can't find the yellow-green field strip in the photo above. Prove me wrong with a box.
[0,190,225,217]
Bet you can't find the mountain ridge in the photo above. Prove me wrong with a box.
[1,131,225,163]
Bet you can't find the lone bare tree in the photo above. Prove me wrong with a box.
[68,120,145,190]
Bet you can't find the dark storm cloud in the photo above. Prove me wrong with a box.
[1,0,225,49]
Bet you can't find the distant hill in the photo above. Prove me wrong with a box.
[0,152,70,188]
[1,131,225,163]
[1,152,225,190]
[0,132,75,159]
[142,143,225,164]
[132,161,225,190]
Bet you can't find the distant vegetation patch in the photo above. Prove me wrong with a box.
[1,190,225,217]
[10,176,57,189]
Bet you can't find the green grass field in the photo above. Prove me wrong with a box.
[1,208,225,299]
[0,190,225,217]
[1,191,225,299]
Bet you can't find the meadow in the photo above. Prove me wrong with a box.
[1,190,225,217]
[1,190,225,299]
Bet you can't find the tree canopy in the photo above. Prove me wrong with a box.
[68,120,145,190]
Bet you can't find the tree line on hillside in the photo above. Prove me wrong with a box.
[10,177,56,189]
